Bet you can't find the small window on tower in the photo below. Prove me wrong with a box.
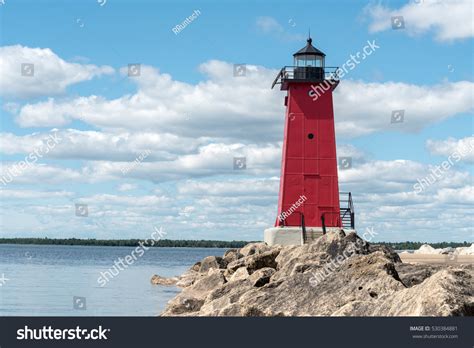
[308,133,314,139]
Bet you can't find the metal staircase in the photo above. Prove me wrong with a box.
[339,192,355,229]
[301,193,355,244]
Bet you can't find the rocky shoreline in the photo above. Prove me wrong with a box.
[152,230,473,316]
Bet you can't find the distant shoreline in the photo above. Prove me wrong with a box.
[0,238,254,248]
[0,238,471,249]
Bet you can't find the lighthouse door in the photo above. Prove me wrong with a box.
[303,175,319,226]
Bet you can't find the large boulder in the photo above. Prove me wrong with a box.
[228,267,249,282]
[222,248,243,263]
[369,244,402,263]
[199,256,227,273]
[239,242,271,257]
[335,269,473,316]
[248,267,275,287]
[160,231,473,317]
[226,248,281,275]
[161,268,226,316]
[395,263,445,287]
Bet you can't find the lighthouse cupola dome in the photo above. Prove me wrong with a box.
[293,37,326,68]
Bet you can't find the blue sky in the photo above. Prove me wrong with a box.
[0,0,472,242]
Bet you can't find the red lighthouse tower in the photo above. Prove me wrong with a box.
[265,37,354,246]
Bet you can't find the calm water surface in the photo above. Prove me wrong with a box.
[0,244,226,316]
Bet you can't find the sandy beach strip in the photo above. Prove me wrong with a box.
[399,253,474,265]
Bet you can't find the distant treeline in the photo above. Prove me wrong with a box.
[0,238,254,248]
[375,241,471,250]
[0,238,470,250]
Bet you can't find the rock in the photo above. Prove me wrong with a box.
[369,244,402,263]
[161,269,226,316]
[160,232,473,317]
[190,261,201,272]
[175,276,195,288]
[233,251,406,316]
[199,256,227,273]
[174,257,225,287]
[223,249,243,263]
[245,249,280,273]
[395,263,445,287]
[198,279,253,316]
[248,268,275,287]
[164,296,205,316]
[273,230,369,281]
[229,267,249,282]
[361,269,474,316]
[151,275,179,286]
[227,248,280,275]
[175,270,200,288]
[239,242,271,257]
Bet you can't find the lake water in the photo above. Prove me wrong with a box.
[0,244,226,316]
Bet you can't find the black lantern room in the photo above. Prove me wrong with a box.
[271,36,338,90]
[293,37,326,67]
[293,37,326,81]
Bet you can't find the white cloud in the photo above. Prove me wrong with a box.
[0,163,86,186]
[0,129,207,161]
[426,135,474,163]
[117,183,138,192]
[434,186,474,204]
[336,144,367,162]
[0,45,114,98]
[84,142,282,182]
[0,130,367,184]
[0,142,281,186]
[12,61,473,139]
[0,189,74,199]
[339,159,470,194]
[178,178,279,196]
[77,193,170,206]
[365,0,473,41]
[334,80,474,137]
[1,159,472,241]
[15,62,283,141]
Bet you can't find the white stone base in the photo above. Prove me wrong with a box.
[264,226,355,246]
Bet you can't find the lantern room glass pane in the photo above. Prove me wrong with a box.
[295,55,324,67]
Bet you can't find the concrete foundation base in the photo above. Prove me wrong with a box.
[264,226,356,246]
